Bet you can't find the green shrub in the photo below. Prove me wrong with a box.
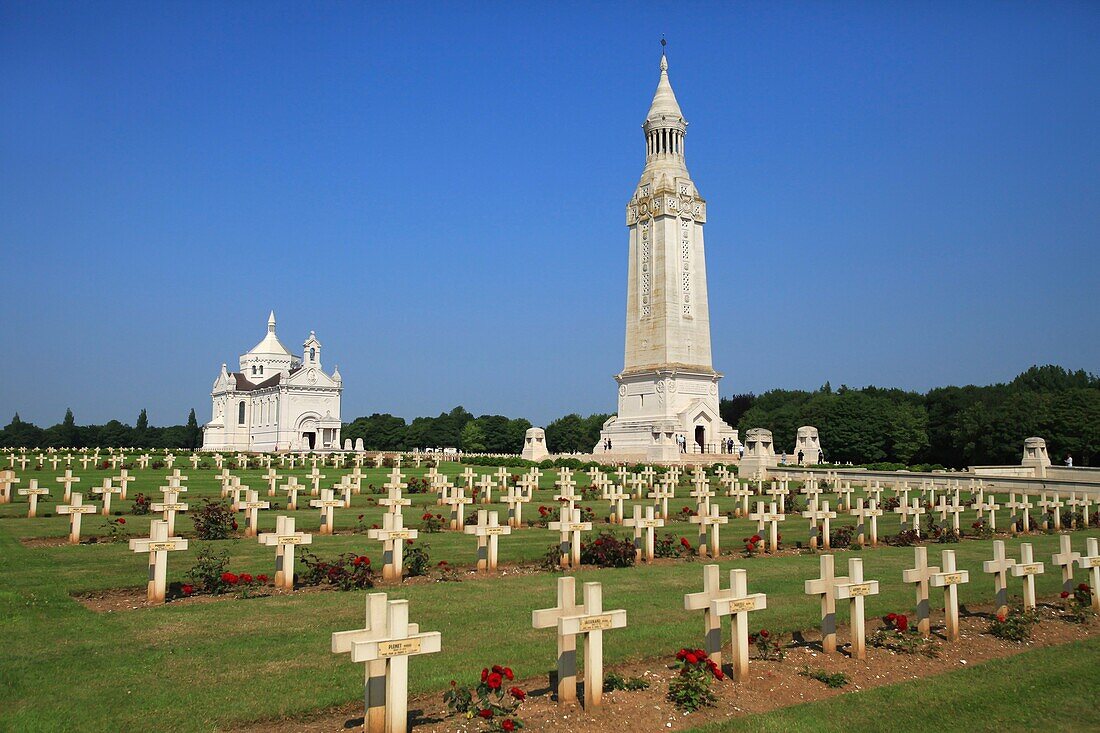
[667,647,723,712]
[799,665,848,688]
[988,608,1040,641]
[192,499,236,540]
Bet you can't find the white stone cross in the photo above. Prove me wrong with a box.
[227,479,247,511]
[311,488,343,535]
[532,576,583,702]
[56,470,80,503]
[805,554,850,654]
[689,503,728,557]
[458,466,476,490]
[332,592,423,733]
[1005,492,1033,534]
[1065,493,1086,529]
[1010,542,1045,611]
[79,455,93,470]
[648,478,675,520]
[502,483,531,528]
[1076,538,1100,612]
[683,564,736,665]
[624,504,664,562]
[929,549,970,642]
[494,466,510,495]
[48,455,60,470]
[606,484,629,524]
[129,519,188,604]
[111,469,133,500]
[189,453,200,470]
[280,476,304,511]
[548,506,592,569]
[57,492,97,543]
[164,452,176,468]
[475,474,495,505]
[151,488,189,536]
[748,500,784,553]
[902,547,940,636]
[836,480,855,511]
[259,515,312,590]
[239,489,270,538]
[835,557,880,660]
[217,469,234,497]
[1051,534,1080,595]
[851,497,883,547]
[16,479,48,518]
[92,479,121,516]
[0,470,16,505]
[555,582,626,710]
[895,497,925,537]
[344,598,441,733]
[264,468,282,497]
[554,470,578,510]
[443,484,472,530]
[935,495,964,535]
[236,452,248,469]
[369,512,419,581]
[982,540,1017,616]
[464,509,510,571]
[803,499,837,550]
[308,467,326,496]
[975,493,1001,531]
[214,453,225,469]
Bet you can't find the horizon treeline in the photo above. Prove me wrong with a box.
[1,366,1096,467]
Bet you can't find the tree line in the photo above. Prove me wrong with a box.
[2,365,1094,466]
[0,409,204,450]
[721,365,1100,467]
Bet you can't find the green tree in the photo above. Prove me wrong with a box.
[185,408,202,450]
[460,421,487,452]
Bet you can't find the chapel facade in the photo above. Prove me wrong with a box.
[201,312,342,452]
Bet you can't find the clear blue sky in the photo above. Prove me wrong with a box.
[2,1,1098,428]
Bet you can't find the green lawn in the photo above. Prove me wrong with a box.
[690,636,1100,732]
[0,460,1097,731]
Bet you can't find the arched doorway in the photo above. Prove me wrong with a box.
[694,425,706,454]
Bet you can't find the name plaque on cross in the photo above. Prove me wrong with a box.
[484,527,507,535]
[1017,563,1042,575]
[378,638,423,657]
[727,598,758,613]
[389,531,413,540]
[278,536,304,545]
[579,615,614,631]
[940,573,965,585]
[846,584,873,596]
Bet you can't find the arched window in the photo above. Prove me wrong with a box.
[310,347,316,361]
[259,365,264,376]
[238,401,246,425]
[251,365,256,375]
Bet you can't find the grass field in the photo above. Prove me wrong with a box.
[0,459,1097,731]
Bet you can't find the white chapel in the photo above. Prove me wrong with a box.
[596,51,739,461]
[202,312,343,452]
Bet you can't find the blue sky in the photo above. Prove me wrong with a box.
[2,1,1098,428]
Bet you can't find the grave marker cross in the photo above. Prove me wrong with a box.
[982,540,1017,617]
[1010,542,1045,611]
[1075,538,1100,612]
[56,470,80,502]
[258,515,312,590]
[57,492,96,543]
[464,509,510,571]
[623,504,664,562]
[369,512,419,581]
[557,582,627,710]
[128,519,188,604]
[929,549,970,642]
[902,547,940,636]
[804,554,850,654]
[835,558,880,660]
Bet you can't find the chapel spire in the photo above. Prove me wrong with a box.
[267,310,276,334]
[643,45,688,170]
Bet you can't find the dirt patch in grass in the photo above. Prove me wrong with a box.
[235,599,1098,732]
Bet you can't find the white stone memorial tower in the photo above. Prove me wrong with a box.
[597,50,738,461]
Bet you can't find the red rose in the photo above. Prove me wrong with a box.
[1079,583,1090,591]
[257,574,268,583]
[240,573,253,584]
[684,652,698,665]
[680,537,691,548]
[478,709,493,719]
[221,572,238,585]
[886,612,897,622]
[502,719,516,732]
[504,667,514,680]
[406,539,413,545]
[117,518,126,524]
[492,665,504,674]
[760,629,769,638]
[996,613,1006,623]
[1061,591,1070,598]
[487,672,503,690]
[231,520,239,530]
[181,584,194,596]
[713,668,725,681]
[509,687,526,700]
[422,513,433,520]
[896,615,908,632]
[481,668,489,682]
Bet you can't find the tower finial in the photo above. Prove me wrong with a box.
[660,36,668,71]
[267,310,276,334]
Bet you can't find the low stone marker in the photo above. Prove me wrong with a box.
[259,515,312,590]
[929,549,969,641]
[547,506,592,569]
[17,479,49,518]
[624,504,664,562]
[683,564,734,665]
[709,568,767,680]
[129,519,188,604]
[264,468,281,497]
[1076,538,1100,612]
[803,499,836,550]
[983,540,1017,617]
[151,489,189,535]
[976,494,1001,531]
[56,470,80,502]
[1010,542,1045,611]
[444,485,473,531]
[113,469,133,500]
[555,581,626,709]
[369,512,419,581]
[748,500,784,553]
[340,597,441,733]
[464,509,510,571]
[532,576,582,702]
[57,492,96,543]
[311,488,343,535]
[0,470,17,504]
[606,484,629,524]
[649,478,675,520]
[332,592,422,733]
[850,497,883,547]
[835,557,880,660]
[1052,534,1081,595]
[475,474,495,505]
[895,498,925,537]
[805,554,849,654]
[903,547,940,636]
[308,466,326,496]
[502,482,531,528]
